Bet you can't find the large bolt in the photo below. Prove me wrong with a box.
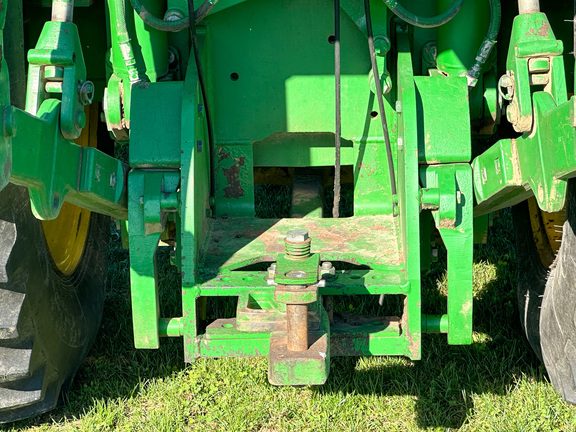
[286,229,308,242]
[286,304,308,352]
[374,35,391,56]
[267,263,277,280]
[285,229,311,260]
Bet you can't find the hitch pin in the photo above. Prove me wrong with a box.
[52,0,74,23]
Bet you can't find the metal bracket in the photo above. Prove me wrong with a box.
[420,164,473,345]
[26,21,92,139]
[473,94,576,215]
[128,170,180,349]
[6,100,128,220]
[503,12,567,133]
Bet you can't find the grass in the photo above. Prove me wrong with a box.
[4,209,576,431]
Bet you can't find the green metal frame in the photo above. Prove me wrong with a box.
[5,0,576,388]
[473,12,576,215]
[119,0,476,385]
[1,8,128,221]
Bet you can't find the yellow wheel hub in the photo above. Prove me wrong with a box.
[42,105,99,275]
[527,197,565,268]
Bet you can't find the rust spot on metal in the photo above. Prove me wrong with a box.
[538,21,550,37]
[202,215,401,270]
[359,162,375,176]
[286,304,308,351]
[438,218,456,230]
[222,158,245,198]
[218,149,231,162]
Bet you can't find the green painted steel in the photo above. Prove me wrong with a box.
[26,21,88,140]
[130,82,183,167]
[473,11,575,216]
[420,164,473,344]
[128,170,179,348]
[120,0,483,381]
[436,0,490,77]
[9,0,576,391]
[414,75,471,163]
[0,11,128,221]
[9,101,128,220]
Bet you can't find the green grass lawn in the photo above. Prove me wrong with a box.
[5,209,576,431]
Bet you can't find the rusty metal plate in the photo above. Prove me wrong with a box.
[200,215,402,271]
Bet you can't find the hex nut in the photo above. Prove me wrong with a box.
[286,229,309,243]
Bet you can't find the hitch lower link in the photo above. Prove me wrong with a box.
[267,230,330,386]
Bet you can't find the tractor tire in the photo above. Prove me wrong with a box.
[1,3,109,422]
[512,199,550,361]
[0,103,111,423]
[514,181,576,404]
[0,183,109,423]
[539,181,576,403]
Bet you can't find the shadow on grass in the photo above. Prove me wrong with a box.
[318,209,545,429]
[8,210,546,430]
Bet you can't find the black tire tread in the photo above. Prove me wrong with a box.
[513,201,549,361]
[0,184,108,423]
[0,346,33,383]
[0,288,25,341]
[540,185,576,403]
[0,370,44,411]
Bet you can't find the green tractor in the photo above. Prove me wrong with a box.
[1,0,576,422]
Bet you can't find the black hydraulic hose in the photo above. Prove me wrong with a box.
[131,0,216,32]
[467,0,501,85]
[111,0,143,84]
[364,0,397,209]
[333,0,342,219]
[383,0,465,28]
[187,0,216,200]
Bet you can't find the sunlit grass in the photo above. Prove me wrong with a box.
[5,211,576,431]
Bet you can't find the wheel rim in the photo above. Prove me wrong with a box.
[41,105,99,275]
[527,197,565,268]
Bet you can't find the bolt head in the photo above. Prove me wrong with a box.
[286,229,309,242]
[321,262,333,270]
[374,35,391,56]
[285,270,307,279]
